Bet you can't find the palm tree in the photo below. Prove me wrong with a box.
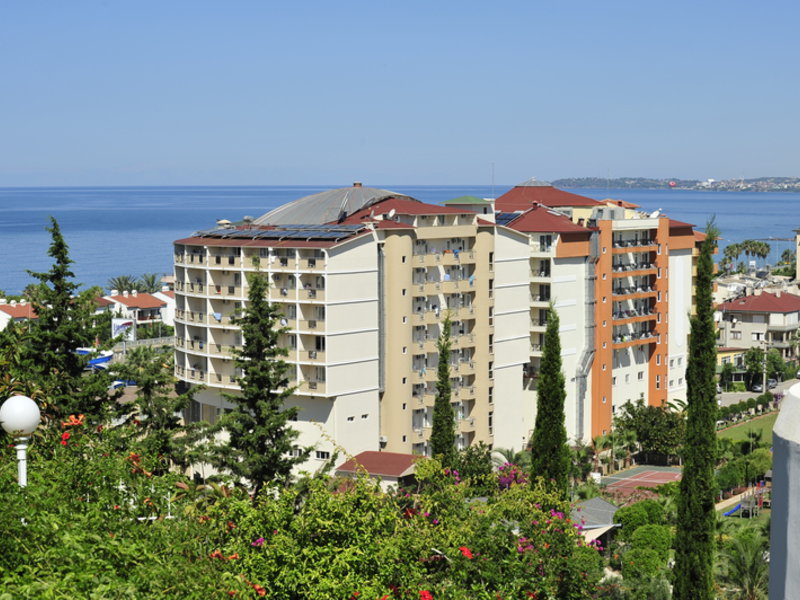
[717,532,769,600]
[781,248,795,266]
[491,447,532,470]
[568,441,594,486]
[593,434,613,474]
[137,273,162,293]
[107,275,139,294]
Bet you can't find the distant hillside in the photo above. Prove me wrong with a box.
[552,177,800,192]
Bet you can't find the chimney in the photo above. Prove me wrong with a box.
[19,299,26,305]
[353,182,362,188]
[0,298,5,305]
[776,290,781,298]
[111,289,119,296]
[10,300,16,307]
[131,290,138,297]
[123,290,129,297]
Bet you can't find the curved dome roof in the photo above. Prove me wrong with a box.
[254,184,417,225]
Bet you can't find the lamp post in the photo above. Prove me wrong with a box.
[0,395,41,487]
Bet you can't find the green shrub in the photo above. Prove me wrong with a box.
[745,448,772,481]
[571,545,604,583]
[615,503,650,540]
[731,381,747,392]
[637,499,665,525]
[630,524,672,561]
[621,547,663,580]
[746,398,757,411]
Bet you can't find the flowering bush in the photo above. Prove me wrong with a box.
[497,462,528,489]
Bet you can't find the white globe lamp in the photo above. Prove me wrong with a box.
[0,395,41,487]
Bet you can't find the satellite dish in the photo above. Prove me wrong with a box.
[649,209,662,218]
[387,209,397,219]
[217,219,232,227]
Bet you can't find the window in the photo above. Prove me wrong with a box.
[752,332,764,341]
[656,354,661,366]
[670,358,674,368]
[602,273,607,280]
[361,414,368,419]
[402,316,407,323]
[638,371,644,381]
[402,377,407,384]
[403,346,407,354]
[602,396,607,404]
[347,416,354,422]
[402,289,406,296]
[402,403,406,410]
[612,376,617,386]
[402,256,406,263]
[669,380,674,388]
[625,374,630,383]
[656,375,661,389]
[316,451,330,460]
[731,331,742,340]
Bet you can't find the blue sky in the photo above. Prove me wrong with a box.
[1,1,798,186]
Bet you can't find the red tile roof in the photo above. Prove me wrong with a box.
[717,292,800,314]
[106,293,167,309]
[157,290,175,299]
[94,297,114,307]
[495,185,601,211]
[602,198,640,209]
[338,197,474,224]
[669,219,696,229]
[505,204,589,234]
[0,303,37,319]
[336,451,419,478]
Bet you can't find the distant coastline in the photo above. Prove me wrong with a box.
[552,176,800,193]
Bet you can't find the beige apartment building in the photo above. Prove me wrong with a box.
[173,184,529,471]
[495,179,697,440]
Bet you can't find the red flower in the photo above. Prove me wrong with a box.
[60,432,70,446]
[459,546,473,559]
[209,549,224,559]
[420,592,433,600]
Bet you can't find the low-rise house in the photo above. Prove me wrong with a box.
[104,290,167,329]
[0,299,37,331]
[336,451,418,491]
[716,291,800,361]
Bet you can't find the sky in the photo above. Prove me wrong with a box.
[1,1,799,186]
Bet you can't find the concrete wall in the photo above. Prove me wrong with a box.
[770,382,800,599]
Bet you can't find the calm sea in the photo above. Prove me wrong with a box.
[0,185,796,295]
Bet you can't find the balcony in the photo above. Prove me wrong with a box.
[209,256,242,268]
[611,238,656,252]
[176,309,206,325]
[611,309,657,324]
[298,319,323,331]
[459,416,476,433]
[302,288,325,301]
[459,386,475,400]
[611,285,656,299]
[210,343,237,358]
[612,331,658,349]
[301,350,326,362]
[299,380,327,394]
[301,258,324,271]
[273,257,296,270]
[273,287,298,301]
[184,254,207,266]
[611,263,657,277]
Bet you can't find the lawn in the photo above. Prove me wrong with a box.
[717,412,778,445]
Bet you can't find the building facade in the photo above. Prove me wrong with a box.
[174,185,529,470]
[173,180,699,469]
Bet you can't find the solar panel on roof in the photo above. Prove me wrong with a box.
[495,212,520,226]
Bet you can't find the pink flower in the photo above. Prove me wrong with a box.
[251,537,265,547]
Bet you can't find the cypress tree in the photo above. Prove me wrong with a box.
[210,267,307,501]
[673,222,718,599]
[431,315,456,466]
[530,305,570,498]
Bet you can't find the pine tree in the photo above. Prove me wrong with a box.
[431,315,456,466]
[113,346,201,475]
[209,267,307,501]
[530,305,570,498]
[24,218,110,417]
[673,222,718,599]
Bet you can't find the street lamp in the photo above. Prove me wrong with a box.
[0,395,41,487]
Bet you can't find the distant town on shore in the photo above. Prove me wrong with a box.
[553,176,800,192]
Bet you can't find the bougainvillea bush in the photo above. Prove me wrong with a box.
[0,423,603,599]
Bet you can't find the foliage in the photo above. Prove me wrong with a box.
[452,442,494,493]
[614,399,685,463]
[107,274,139,294]
[208,268,307,501]
[431,315,456,467]
[18,217,112,418]
[614,503,650,540]
[636,498,666,525]
[629,524,672,561]
[743,347,764,388]
[621,547,663,581]
[674,221,719,600]
[720,362,735,391]
[111,346,203,475]
[717,531,769,600]
[530,304,570,498]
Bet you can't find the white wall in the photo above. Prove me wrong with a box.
[668,249,692,402]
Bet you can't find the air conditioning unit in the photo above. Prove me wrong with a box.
[309,351,318,359]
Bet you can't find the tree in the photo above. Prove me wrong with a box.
[743,347,764,388]
[720,362,735,391]
[674,221,719,600]
[137,273,162,293]
[781,248,795,266]
[209,267,307,501]
[614,399,684,464]
[431,316,456,466]
[23,218,111,418]
[529,304,570,498]
[718,532,769,600]
[107,275,139,293]
[111,346,201,475]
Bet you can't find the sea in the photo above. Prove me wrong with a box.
[0,185,797,295]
